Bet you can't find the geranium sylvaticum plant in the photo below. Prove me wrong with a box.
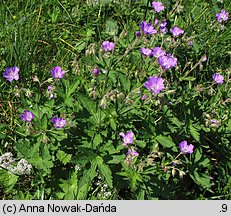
[0,0,230,200]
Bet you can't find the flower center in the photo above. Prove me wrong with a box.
[151,85,157,91]
[124,137,130,143]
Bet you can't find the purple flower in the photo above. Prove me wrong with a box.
[127,148,139,157]
[51,116,66,128]
[179,140,194,154]
[48,86,53,92]
[141,95,148,101]
[140,48,152,56]
[135,31,141,37]
[151,2,165,13]
[158,54,177,70]
[49,94,55,99]
[48,86,55,99]
[170,26,184,37]
[152,47,166,58]
[159,21,167,34]
[189,40,193,46]
[3,66,19,82]
[144,76,165,94]
[201,55,207,62]
[212,73,224,84]
[48,86,55,95]
[167,54,178,67]
[210,119,218,125]
[140,21,157,35]
[20,110,34,122]
[93,68,99,76]
[210,119,217,124]
[119,131,134,146]
[101,41,115,52]
[125,148,139,164]
[154,19,159,25]
[216,9,229,23]
[210,119,219,127]
[51,66,65,79]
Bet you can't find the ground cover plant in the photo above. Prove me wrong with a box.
[0,0,230,200]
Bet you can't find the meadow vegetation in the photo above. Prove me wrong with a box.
[0,0,230,200]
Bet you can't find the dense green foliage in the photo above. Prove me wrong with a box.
[0,0,230,200]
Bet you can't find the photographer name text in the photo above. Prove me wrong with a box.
[2,203,117,214]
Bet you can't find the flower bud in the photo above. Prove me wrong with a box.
[201,55,207,62]
[47,78,53,83]
[14,85,20,97]
[99,96,107,109]
[172,168,176,177]
[157,152,163,157]
[199,63,203,71]
[172,160,181,165]
[179,170,186,179]
[117,92,125,100]
[25,89,33,98]
[126,98,134,105]
[85,43,96,56]
[163,166,168,172]
[32,75,39,82]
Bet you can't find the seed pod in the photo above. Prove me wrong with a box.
[99,96,107,109]
[179,170,186,179]
[163,166,168,172]
[199,63,203,71]
[32,75,39,82]
[158,152,163,157]
[172,168,176,177]
[14,85,20,98]
[172,160,181,165]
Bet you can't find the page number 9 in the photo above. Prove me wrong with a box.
[221,204,227,212]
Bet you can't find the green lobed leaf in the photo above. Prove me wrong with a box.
[77,93,105,125]
[28,143,53,174]
[56,150,72,165]
[194,149,202,163]
[155,135,175,148]
[93,134,103,148]
[77,158,98,199]
[190,170,211,188]
[15,139,31,158]
[107,155,125,164]
[66,80,80,98]
[0,169,19,193]
[96,156,113,188]
[189,124,200,142]
[59,171,78,200]
[118,72,131,93]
